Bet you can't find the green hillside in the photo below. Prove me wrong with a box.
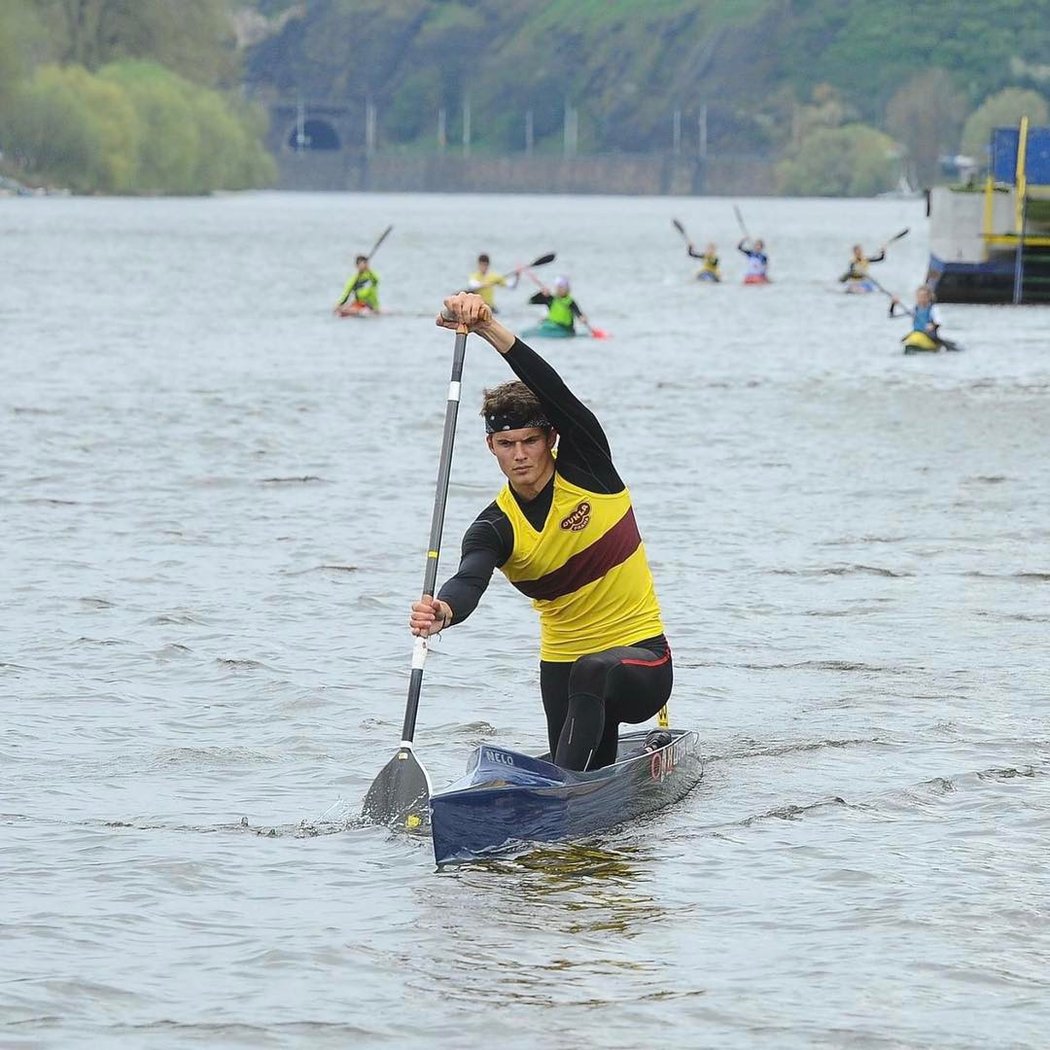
[246,0,1050,190]
[3,0,1049,194]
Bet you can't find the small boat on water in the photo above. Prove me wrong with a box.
[743,274,771,285]
[520,319,577,339]
[843,278,876,294]
[336,302,381,318]
[902,331,944,354]
[429,728,702,865]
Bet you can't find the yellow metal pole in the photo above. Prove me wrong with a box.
[1015,115,1029,234]
[1013,117,1030,305]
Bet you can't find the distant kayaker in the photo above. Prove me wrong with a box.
[890,284,943,340]
[467,253,519,312]
[737,237,769,283]
[841,243,886,285]
[687,241,721,282]
[528,275,589,335]
[335,255,380,315]
[409,292,671,772]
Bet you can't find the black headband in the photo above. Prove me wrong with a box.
[484,411,552,434]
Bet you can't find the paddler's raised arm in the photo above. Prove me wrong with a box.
[437,293,613,471]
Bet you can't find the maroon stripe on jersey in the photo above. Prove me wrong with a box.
[512,507,641,602]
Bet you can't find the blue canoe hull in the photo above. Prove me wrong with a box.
[429,728,702,865]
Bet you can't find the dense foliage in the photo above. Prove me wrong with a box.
[0,0,274,193]
[4,0,1050,195]
[244,0,1050,194]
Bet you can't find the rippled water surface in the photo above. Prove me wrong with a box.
[3,192,1048,1048]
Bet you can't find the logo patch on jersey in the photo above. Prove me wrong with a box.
[560,501,591,532]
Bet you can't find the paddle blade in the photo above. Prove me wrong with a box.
[529,252,556,268]
[672,218,686,237]
[362,745,431,830]
[588,326,610,340]
[888,227,910,243]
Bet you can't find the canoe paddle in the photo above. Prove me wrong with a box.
[522,268,610,339]
[361,319,469,830]
[866,275,963,352]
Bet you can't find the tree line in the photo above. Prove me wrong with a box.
[0,0,274,193]
[245,0,1050,196]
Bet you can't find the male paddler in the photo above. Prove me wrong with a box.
[335,254,380,315]
[409,292,671,772]
[467,253,519,312]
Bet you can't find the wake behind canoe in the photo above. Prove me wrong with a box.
[430,728,702,865]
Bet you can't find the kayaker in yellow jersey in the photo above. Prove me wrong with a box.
[409,292,671,772]
[840,243,886,285]
[335,255,380,315]
[467,253,519,312]
[528,276,589,335]
[686,240,721,282]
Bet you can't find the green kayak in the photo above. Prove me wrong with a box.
[521,320,577,340]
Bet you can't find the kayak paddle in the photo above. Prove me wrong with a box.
[867,275,963,352]
[671,218,690,243]
[516,251,555,272]
[886,227,910,245]
[361,320,469,830]
[366,224,393,261]
[733,205,750,241]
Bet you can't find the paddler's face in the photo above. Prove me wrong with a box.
[487,427,556,492]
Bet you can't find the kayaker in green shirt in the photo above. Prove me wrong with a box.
[335,255,380,315]
[528,276,589,335]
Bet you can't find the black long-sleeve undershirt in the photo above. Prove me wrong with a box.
[528,290,583,318]
[437,338,623,624]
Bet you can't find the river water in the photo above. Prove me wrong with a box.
[2,192,1048,1048]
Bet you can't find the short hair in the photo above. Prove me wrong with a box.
[478,253,490,264]
[481,380,548,425]
[355,254,368,264]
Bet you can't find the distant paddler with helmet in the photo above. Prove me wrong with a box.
[409,292,672,772]
[525,275,589,338]
[466,253,520,312]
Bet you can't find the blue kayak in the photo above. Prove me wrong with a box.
[843,278,876,294]
[429,728,702,865]
[520,320,577,339]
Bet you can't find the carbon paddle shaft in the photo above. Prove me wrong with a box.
[401,326,468,744]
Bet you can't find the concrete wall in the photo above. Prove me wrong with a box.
[274,149,776,196]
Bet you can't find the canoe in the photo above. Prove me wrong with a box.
[521,320,576,339]
[429,727,702,865]
[695,271,721,283]
[902,330,941,353]
[743,274,770,285]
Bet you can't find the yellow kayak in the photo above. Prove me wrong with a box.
[902,330,941,354]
